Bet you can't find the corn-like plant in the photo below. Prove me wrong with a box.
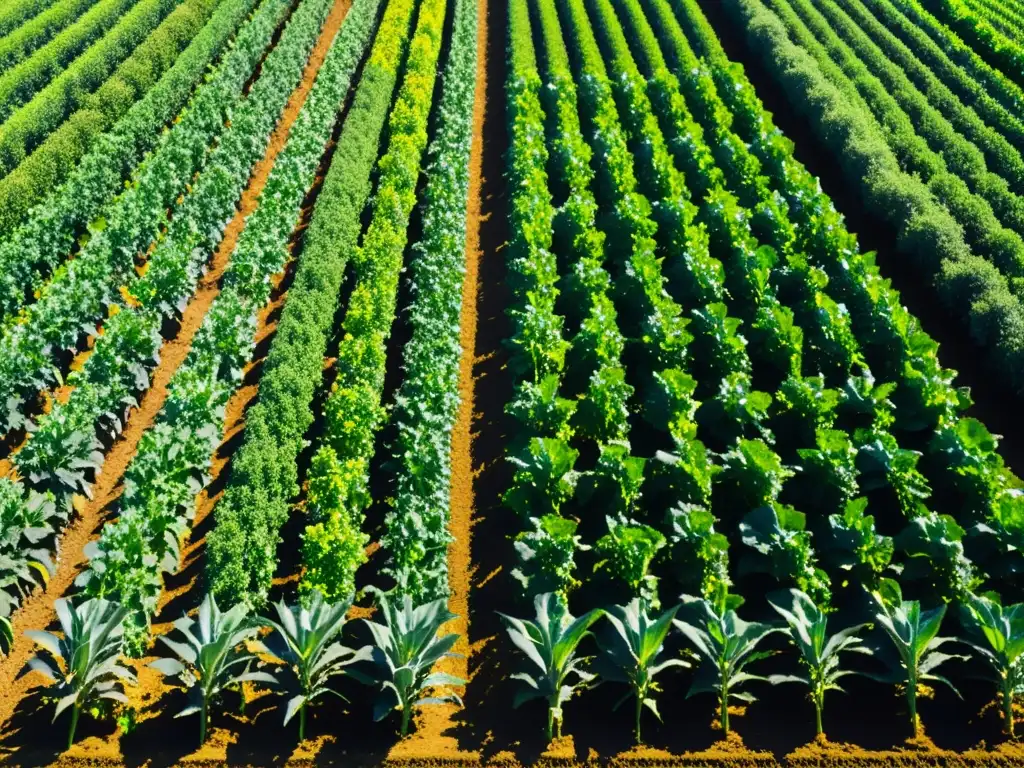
[149,593,275,746]
[959,592,1024,738]
[359,593,465,737]
[674,591,779,735]
[259,592,372,740]
[767,589,871,736]
[25,598,136,748]
[0,616,11,655]
[499,592,603,742]
[593,599,686,744]
[869,580,966,736]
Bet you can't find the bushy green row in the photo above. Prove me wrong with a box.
[0,0,290,437]
[0,0,181,173]
[0,0,240,238]
[71,0,382,653]
[308,0,448,601]
[0,0,59,38]
[0,0,138,123]
[720,0,1024,395]
[922,0,1024,86]
[0,0,100,69]
[207,0,418,609]
[382,0,477,602]
[855,0,1024,161]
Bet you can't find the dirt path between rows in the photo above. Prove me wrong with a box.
[386,0,489,759]
[0,0,352,758]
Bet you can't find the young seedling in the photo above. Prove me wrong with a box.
[149,593,275,747]
[767,589,871,736]
[869,580,966,736]
[499,592,603,742]
[260,592,372,740]
[593,599,686,744]
[359,593,465,737]
[674,590,779,735]
[959,592,1024,738]
[25,598,136,749]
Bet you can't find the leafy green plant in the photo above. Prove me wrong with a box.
[718,438,794,511]
[959,592,1024,737]
[594,518,666,606]
[675,591,780,734]
[359,593,465,737]
[666,503,731,600]
[25,598,136,748]
[149,593,274,746]
[825,497,893,588]
[503,437,580,519]
[739,505,831,606]
[869,579,966,736]
[593,599,686,744]
[512,514,586,599]
[767,589,871,735]
[500,593,603,742]
[259,593,372,740]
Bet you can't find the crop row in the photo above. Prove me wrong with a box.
[721,0,1024,395]
[378,0,478,602]
[0,0,248,239]
[0,0,181,175]
[923,0,1024,84]
[0,0,100,70]
[0,0,291,437]
[0,0,60,38]
[206,0,419,609]
[0,0,138,125]
[75,0,383,654]
[0,0,297,630]
[310,0,447,604]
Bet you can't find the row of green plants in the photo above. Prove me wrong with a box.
[0,0,291,436]
[770,0,1024,301]
[385,0,478,601]
[855,0,1024,164]
[0,0,99,69]
[0,0,60,38]
[652,0,1021,593]
[828,0,1024,205]
[961,0,1024,39]
[719,0,1024,397]
[303,0,447,602]
[24,591,463,748]
[0,0,308,639]
[206,0,419,608]
[889,0,1024,129]
[0,0,245,239]
[501,586,1024,744]
[0,0,181,175]
[922,0,1024,87]
[0,0,138,124]
[73,0,383,656]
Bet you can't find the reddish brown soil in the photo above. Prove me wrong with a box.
[0,0,352,761]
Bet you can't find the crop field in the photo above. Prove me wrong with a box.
[5,0,1024,765]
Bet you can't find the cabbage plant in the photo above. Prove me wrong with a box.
[499,592,602,742]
